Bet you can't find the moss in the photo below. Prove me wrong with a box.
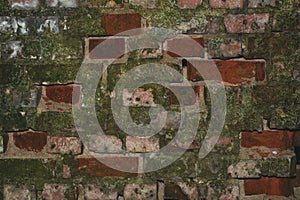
[32,112,76,136]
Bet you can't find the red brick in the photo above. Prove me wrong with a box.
[240,130,293,151]
[244,177,292,197]
[187,59,266,86]
[103,14,142,35]
[62,164,71,178]
[219,39,242,58]
[177,0,202,9]
[209,0,243,9]
[166,37,204,57]
[76,157,138,176]
[293,131,300,146]
[165,184,188,199]
[45,85,80,104]
[47,136,82,155]
[224,14,269,33]
[86,37,125,59]
[13,131,47,152]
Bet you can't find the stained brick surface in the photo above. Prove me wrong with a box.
[103,14,142,35]
[12,131,47,152]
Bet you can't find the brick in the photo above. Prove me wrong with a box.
[10,0,39,10]
[177,0,202,9]
[187,59,266,86]
[130,0,156,8]
[219,38,242,58]
[123,88,155,106]
[293,131,300,146]
[177,16,220,34]
[47,136,82,155]
[224,14,269,33]
[37,84,81,112]
[240,130,293,151]
[42,184,68,200]
[76,157,138,176]
[248,0,276,7]
[85,184,118,200]
[166,36,204,57]
[88,135,123,153]
[0,135,3,153]
[177,182,198,200]
[228,160,261,178]
[46,0,78,7]
[124,184,156,200]
[4,185,35,200]
[126,136,159,152]
[62,164,71,178]
[103,14,142,35]
[12,131,47,152]
[219,185,239,200]
[85,37,126,59]
[209,0,243,9]
[165,184,189,199]
[244,177,292,197]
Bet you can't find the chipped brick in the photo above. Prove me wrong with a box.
[124,184,156,200]
[10,0,39,10]
[47,136,82,155]
[85,184,118,200]
[177,0,202,9]
[88,135,123,153]
[123,88,155,106]
[46,0,78,7]
[209,0,243,9]
[126,136,159,152]
[42,184,68,200]
[224,14,269,33]
[248,0,276,7]
[4,185,35,199]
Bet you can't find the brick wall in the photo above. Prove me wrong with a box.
[0,0,299,199]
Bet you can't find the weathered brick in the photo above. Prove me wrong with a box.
[130,0,156,8]
[10,0,39,10]
[123,88,155,106]
[224,14,269,33]
[244,177,292,197]
[165,184,189,199]
[62,164,71,179]
[103,14,142,35]
[209,0,243,9]
[177,0,202,9]
[85,37,126,59]
[219,38,242,58]
[124,184,156,200]
[47,136,82,155]
[42,184,68,200]
[187,59,266,86]
[248,0,276,7]
[88,135,123,153]
[76,157,139,176]
[85,184,118,200]
[12,131,47,152]
[293,131,300,146]
[177,16,220,34]
[37,84,81,112]
[177,182,198,200]
[46,0,78,7]
[166,36,204,57]
[0,135,3,153]
[126,136,159,152]
[240,130,293,151]
[4,185,35,200]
